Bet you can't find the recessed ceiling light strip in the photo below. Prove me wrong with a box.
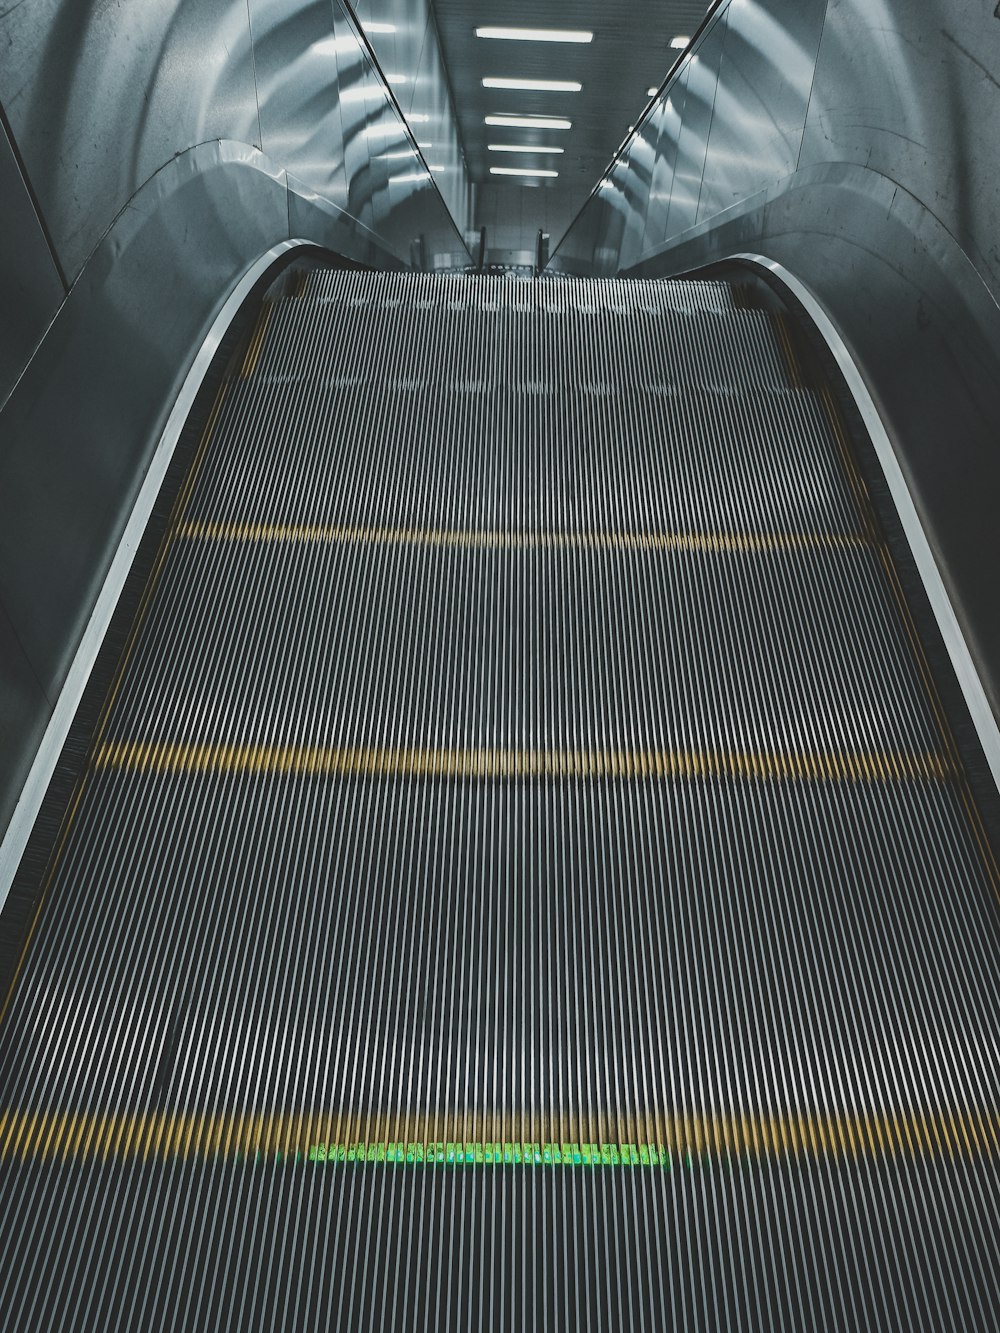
[489,166,559,177]
[485,115,572,130]
[483,78,581,92]
[475,27,593,43]
[488,144,564,154]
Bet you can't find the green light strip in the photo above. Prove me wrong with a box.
[307,1142,674,1166]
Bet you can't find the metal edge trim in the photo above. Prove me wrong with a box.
[730,251,1000,797]
[0,237,313,907]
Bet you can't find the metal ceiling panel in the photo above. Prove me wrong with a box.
[430,0,712,247]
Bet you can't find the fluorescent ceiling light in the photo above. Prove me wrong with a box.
[408,113,430,123]
[475,27,592,43]
[362,21,396,34]
[429,164,446,172]
[394,171,430,184]
[485,114,572,131]
[488,143,564,154]
[670,35,691,48]
[382,149,417,160]
[483,77,581,92]
[490,166,559,178]
[647,87,659,97]
[386,72,408,84]
[417,141,433,148]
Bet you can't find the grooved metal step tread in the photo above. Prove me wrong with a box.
[99,540,940,754]
[183,380,861,534]
[1,270,997,1333]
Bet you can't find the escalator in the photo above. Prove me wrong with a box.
[1,267,998,1330]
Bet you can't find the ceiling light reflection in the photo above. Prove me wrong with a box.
[313,36,361,56]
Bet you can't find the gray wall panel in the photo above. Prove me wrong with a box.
[0,145,290,709]
[250,0,352,205]
[408,11,466,225]
[475,182,589,268]
[351,0,472,241]
[617,121,658,272]
[0,0,470,283]
[554,0,1000,305]
[697,0,824,218]
[639,79,689,257]
[799,0,1000,296]
[0,0,261,281]
[0,114,64,409]
[665,46,720,237]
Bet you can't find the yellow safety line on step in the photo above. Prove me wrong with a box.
[93,741,956,784]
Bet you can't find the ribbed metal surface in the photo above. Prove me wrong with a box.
[1,271,999,1331]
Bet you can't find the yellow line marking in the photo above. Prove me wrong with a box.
[177,520,870,553]
[0,1108,994,1164]
[240,302,274,378]
[93,741,957,783]
[775,314,806,390]
[819,382,877,543]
